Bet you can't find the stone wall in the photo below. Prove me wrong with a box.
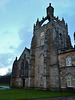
[10,78,22,88]
[58,50,75,90]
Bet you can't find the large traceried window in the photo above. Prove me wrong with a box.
[67,74,73,87]
[66,56,72,66]
[21,60,29,78]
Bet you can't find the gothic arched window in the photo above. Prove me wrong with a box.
[25,60,29,78]
[60,33,63,45]
[66,56,72,66]
[67,74,73,87]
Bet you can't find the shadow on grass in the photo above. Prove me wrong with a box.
[0,89,75,100]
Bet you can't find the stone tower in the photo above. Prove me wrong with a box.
[29,3,71,90]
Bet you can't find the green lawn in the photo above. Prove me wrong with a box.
[0,89,75,100]
[0,84,9,86]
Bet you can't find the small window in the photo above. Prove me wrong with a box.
[67,74,73,87]
[66,56,72,66]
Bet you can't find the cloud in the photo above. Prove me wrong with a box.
[0,53,14,68]
[0,68,8,76]
[0,26,33,75]
[17,27,33,52]
[0,62,5,68]
[0,30,21,54]
[0,53,13,76]
[0,0,11,10]
[0,65,12,76]
[0,53,14,75]
[0,27,33,75]
[0,30,21,75]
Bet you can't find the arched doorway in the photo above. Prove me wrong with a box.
[23,79,25,87]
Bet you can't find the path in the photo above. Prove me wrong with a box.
[0,86,10,90]
[24,96,75,100]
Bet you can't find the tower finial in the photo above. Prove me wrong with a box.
[46,3,54,22]
[49,3,51,6]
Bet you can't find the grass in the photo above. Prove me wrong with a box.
[0,84,9,86]
[0,89,75,100]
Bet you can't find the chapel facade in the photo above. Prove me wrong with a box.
[10,3,75,91]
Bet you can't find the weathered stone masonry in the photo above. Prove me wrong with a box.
[10,3,75,91]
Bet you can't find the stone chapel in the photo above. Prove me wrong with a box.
[10,3,75,91]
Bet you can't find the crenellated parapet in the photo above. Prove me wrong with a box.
[54,16,67,27]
